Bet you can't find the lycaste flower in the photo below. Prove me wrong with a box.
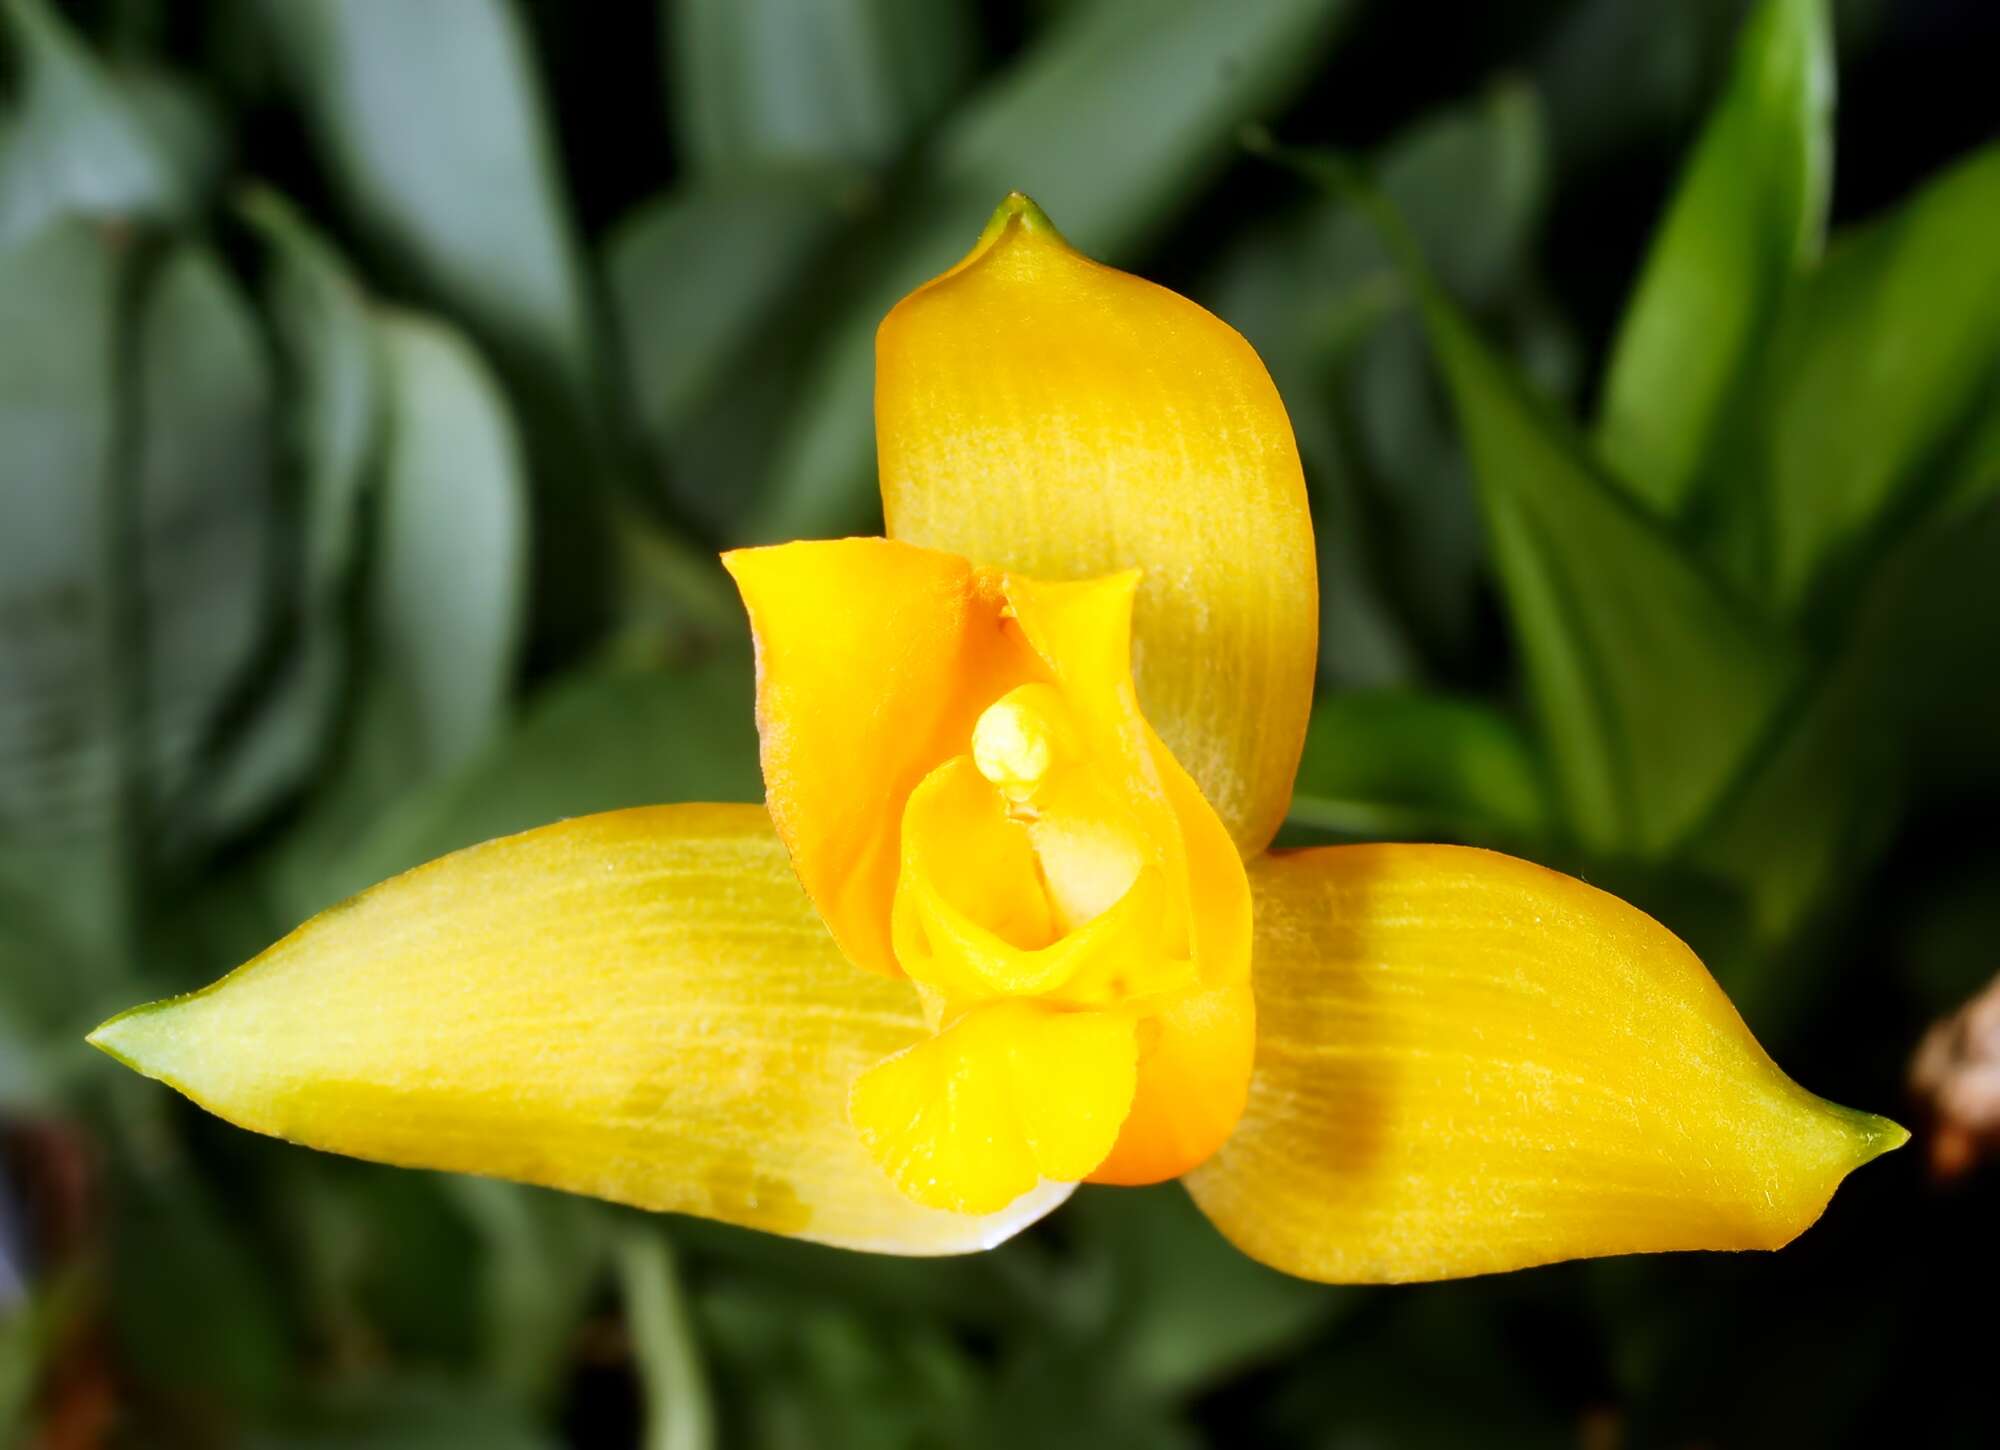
[90,195,1902,1281]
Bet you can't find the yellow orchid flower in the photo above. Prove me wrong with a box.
[88,194,1904,1283]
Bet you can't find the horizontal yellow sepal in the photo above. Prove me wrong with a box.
[1182,844,1905,1283]
[89,804,1069,1254]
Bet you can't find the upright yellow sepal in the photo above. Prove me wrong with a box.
[876,193,1318,858]
[88,805,1069,1255]
[1182,845,1905,1283]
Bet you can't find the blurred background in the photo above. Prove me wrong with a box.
[3,0,1998,1445]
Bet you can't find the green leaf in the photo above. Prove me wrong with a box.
[619,1229,717,1450]
[1286,690,1552,844]
[1204,82,1551,683]
[115,64,228,205]
[1756,142,2000,611]
[1,229,274,957]
[263,0,596,409]
[137,244,280,850]
[1069,1185,1347,1404]
[271,309,528,916]
[1445,320,1801,856]
[354,311,526,767]
[1316,161,1802,855]
[0,219,127,968]
[604,169,862,532]
[112,1171,290,1413]
[447,1180,611,1412]
[262,0,613,657]
[191,189,384,837]
[1695,494,2000,950]
[0,1270,83,1440]
[275,1158,485,1367]
[1596,0,1832,517]
[242,188,384,619]
[668,0,976,172]
[0,0,191,241]
[1688,645,1895,951]
[1934,379,2000,516]
[747,0,1357,539]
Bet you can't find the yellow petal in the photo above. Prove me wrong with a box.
[723,537,1038,975]
[88,804,1068,1254]
[1183,845,1905,1282]
[849,998,1139,1214]
[877,193,1318,857]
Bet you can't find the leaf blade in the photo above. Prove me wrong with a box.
[1595,0,1833,517]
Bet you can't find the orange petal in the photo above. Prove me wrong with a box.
[723,537,1038,974]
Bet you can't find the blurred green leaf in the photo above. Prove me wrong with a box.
[323,645,758,907]
[749,0,1357,539]
[0,994,47,1106]
[0,0,191,241]
[263,0,596,409]
[263,0,615,658]
[191,188,385,836]
[605,169,862,533]
[1689,644,1895,954]
[136,242,279,853]
[0,1269,80,1440]
[1332,165,1803,856]
[272,309,528,916]
[448,1180,611,1412]
[1071,1185,1347,1404]
[112,1170,290,1413]
[1199,199,1415,693]
[241,187,383,635]
[620,1229,716,1450]
[1259,1283,1572,1449]
[0,218,128,970]
[1596,0,1832,517]
[1532,0,1745,173]
[1211,83,1551,681]
[0,1304,34,1442]
[1755,142,2000,611]
[698,1276,988,1450]
[1363,81,1551,311]
[1935,380,2000,516]
[668,0,975,172]
[1287,690,1552,844]
[274,1157,486,1368]
[1696,495,2000,954]
[116,63,228,202]
[1336,85,1554,660]
[354,310,528,768]
[0,229,273,958]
